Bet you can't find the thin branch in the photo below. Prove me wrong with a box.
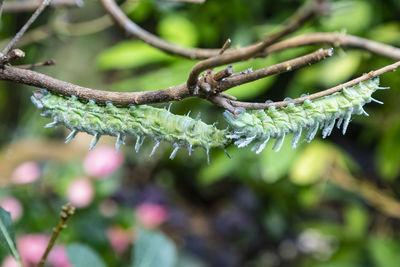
[229,60,400,110]
[164,0,206,3]
[16,59,56,69]
[0,48,333,105]
[218,48,334,93]
[185,0,324,93]
[264,32,400,60]
[0,65,190,105]
[101,0,219,59]
[218,39,232,55]
[101,0,323,59]
[2,0,80,13]
[330,167,400,220]
[1,0,52,59]
[37,203,75,267]
[0,0,4,19]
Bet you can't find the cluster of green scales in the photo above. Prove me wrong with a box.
[31,78,388,163]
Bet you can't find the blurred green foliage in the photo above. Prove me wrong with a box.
[1,0,400,266]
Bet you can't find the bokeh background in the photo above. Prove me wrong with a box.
[1,0,400,266]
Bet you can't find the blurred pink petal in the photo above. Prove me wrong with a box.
[107,226,135,254]
[135,202,168,229]
[0,196,23,221]
[17,234,49,266]
[48,245,72,267]
[67,177,94,208]
[1,255,19,267]
[11,161,40,184]
[83,146,124,179]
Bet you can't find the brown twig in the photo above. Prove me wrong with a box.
[0,48,333,105]
[2,0,80,13]
[37,203,75,267]
[185,0,324,93]
[218,48,333,93]
[264,32,400,60]
[218,39,232,55]
[1,0,51,60]
[0,65,190,105]
[0,0,4,19]
[330,167,400,219]
[229,60,400,110]
[16,59,56,69]
[101,0,323,60]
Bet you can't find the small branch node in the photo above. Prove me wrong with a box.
[218,38,232,55]
[1,49,25,63]
[212,65,234,81]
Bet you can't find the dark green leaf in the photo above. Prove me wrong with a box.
[0,206,21,264]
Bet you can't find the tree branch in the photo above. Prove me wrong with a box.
[229,60,400,110]
[265,32,400,60]
[0,65,190,105]
[0,0,4,19]
[37,203,75,267]
[2,0,81,13]
[217,48,333,93]
[0,48,333,106]
[1,0,51,59]
[101,0,324,60]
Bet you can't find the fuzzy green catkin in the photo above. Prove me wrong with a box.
[31,90,228,161]
[223,78,387,154]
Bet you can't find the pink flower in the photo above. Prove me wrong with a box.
[48,245,72,267]
[66,177,94,208]
[0,197,23,221]
[17,234,49,266]
[11,161,40,184]
[135,202,168,229]
[107,226,135,254]
[1,255,19,267]
[83,146,124,179]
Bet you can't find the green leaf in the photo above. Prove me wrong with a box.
[377,122,400,180]
[158,15,199,47]
[368,22,400,45]
[197,149,240,185]
[110,59,195,92]
[343,205,368,240]
[318,52,362,87]
[259,139,300,183]
[368,237,400,267]
[132,229,177,267]
[320,1,373,34]
[0,206,21,265]
[289,141,350,185]
[96,41,174,70]
[66,243,106,267]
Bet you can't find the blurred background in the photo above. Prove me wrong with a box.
[1,0,400,266]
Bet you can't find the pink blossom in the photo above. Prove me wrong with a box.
[17,234,49,266]
[11,161,40,184]
[83,146,124,179]
[1,255,19,267]
[0,197,23,221]
[48,245,72,267]
[107,226,135,254]
[135,202,168,229]
[66,177,94,208]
